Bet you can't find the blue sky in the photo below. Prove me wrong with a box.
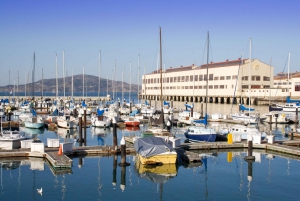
[1,0,299,86]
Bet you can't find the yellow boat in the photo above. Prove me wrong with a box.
[134,136,177,165]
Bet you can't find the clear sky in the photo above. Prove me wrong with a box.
[1,0,299,87]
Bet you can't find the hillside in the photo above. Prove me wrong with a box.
[0,74,140,94]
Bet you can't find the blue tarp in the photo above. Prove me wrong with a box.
[193,114,208,125]
[163,101,170,106]
[49,109,58,116]
[286,96,300,103]
[184,103,193,109]
[82,100,87,107]
[31,109,37,117]
[130,110,139,116]
[239,104,254,111]
[97,108,104,116]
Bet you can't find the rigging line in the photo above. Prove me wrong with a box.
[231,54,243,113]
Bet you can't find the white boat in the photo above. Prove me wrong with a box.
[228,124,267,140]
[261,112,296,124]
[276,102,300,112]
[0,105,6,118]
[91,114,111,128]
[57,115,78,129]
[231,112,259,124]
[24,116,45,129]
[19,110,33,121]
[0,130,26,140]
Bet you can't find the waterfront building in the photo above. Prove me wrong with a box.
[141,58,275,104]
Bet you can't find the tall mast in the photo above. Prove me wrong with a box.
[138,54,140,103]
[287,53,290,96]
[98,51,101,98]
[130,61,132,103]
[25,71,27,97]
[56,53,58,97]
[32,52,35,98]
[114,60,116,101]
[72,69,74,98]
[160,27,163,110]
[249,38,252,111]
[9,70,10,99]
[83,65,85,98]
[122,66,124,104]
[205,31,209,122]
[17,71,19,100]
[63,50,65,98]
[42,68,44,97]
[107,76,108,97]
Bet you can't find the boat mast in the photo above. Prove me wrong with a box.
[249,38,251,112]
[287,53,290,96]
[56,53,58,98]
[138,54,140,104]
[122,66,124,104]
[72,69,74,98]
[205,31,209,127]
[42,68,44,97]
[130,61,132,103]
[32,52,35,99]
[269,57,272,106]
[160,27,163,111]
[83,65,85,98]
[17,71,19,100]
[98,51,101,98]
[63,50,65,98]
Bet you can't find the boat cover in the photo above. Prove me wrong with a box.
[239,104,254,111]
[134,137,174,158]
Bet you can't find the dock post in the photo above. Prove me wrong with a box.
[78,157,83,168]
[120,166,126,192]
[118,137,130,166]
[77,113,84,143]
[296,108,298,123]
[84,108,87,144]
[191,106,193,117]
[290,132,294,140]
[112,118,118,151]
[244,135,255,161]
[46,103,49,113]
[200,102,203,118]
[112,155,117,187]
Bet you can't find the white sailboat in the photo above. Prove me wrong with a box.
[184,31,217,142]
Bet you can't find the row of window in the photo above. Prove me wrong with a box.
[274,82,292,85]
[144,75,271,84]
[145,84,271,90]
[242,76,270,81]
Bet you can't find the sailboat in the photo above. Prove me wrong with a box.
[184,31,217,142]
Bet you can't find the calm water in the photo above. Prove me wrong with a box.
[1,93,300,200]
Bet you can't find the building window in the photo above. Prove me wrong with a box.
[226,76,231,80]
[181,76,185,82]
[195,75,198,81]
[220,85,224,89]
[274,83,277,85]
[220,76,225,80]
[263,76,270,81]
[209,85,213,89]
[204,74,208,81]
[203,85,207,89]
[242,85,248,89]
[209,74,213,80]
[189,86,193,89]
[170,77,173,83]
[252,75,260,81]
[178,76,181,82]
[181,86,184,89]
[251,85,260,89]
[199,75,203,81]
[195,86,198,89]
[214,76,219,80]
[295,82,300,91]
[199,86,202,89]
[214,85,218,89]
[177,86,180,89]
[190,75,193,82]
[185,86,188,89]
[186,76,189,82]
[167,77,169,83]
[232,75,238,79]
[242,76,248,81]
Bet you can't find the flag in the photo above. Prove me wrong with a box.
[9,91,12,94]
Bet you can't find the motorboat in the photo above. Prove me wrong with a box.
[133,136,177,165]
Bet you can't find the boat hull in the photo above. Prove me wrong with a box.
[184,132,216,142]
[137,152,177,165]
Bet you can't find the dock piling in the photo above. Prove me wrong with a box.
[118,137,130,166]
[244,135,255,161]
[113,118,118,150]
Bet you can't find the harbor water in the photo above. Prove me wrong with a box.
[1,92,300,200]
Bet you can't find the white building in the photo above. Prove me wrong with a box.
[141,58,299,104]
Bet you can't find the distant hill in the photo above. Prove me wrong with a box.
[0,74,140,94]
